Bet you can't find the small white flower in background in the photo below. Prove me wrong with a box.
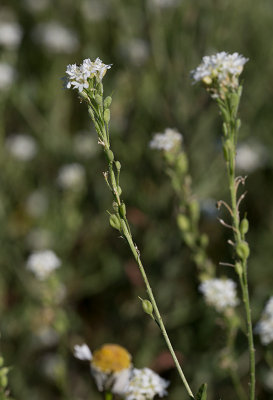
[236,141,267,173]
[26,250,61,280]
[0,21,23,49]
[255,297,273,345]
[149,128,183,151]
[23,0,50,13]
[74,131,98,159]
[32,22,79,54]
[191,52,248,95]
[0,62,15,90]
[74,344,93,361]
[81,0,109,21]
[125,368,169,400]
[25,190,48,217]
[74,343,132,396]
[119,39,149,66]
[199,278,239,312]
[64,58,111,93]
[263,369,273,391]
[41,354,65,380]
[5,134,37,161]
[57,163,85,190]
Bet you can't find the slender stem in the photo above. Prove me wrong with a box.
[122,223,194,398]
[104,391,113,400]
[229,367,248,400]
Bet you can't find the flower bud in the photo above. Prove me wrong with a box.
[115,161,121,171]
[104,109,110,124]
[104,96,112,108]
[109,214,121,231]
[112,201,119,213]
[235,262,243,276]
[189,199,200,222]
[202,76,212,85]
[240,218,249,236]
[236,241,250,260]
[105,148,114,163]
[117,186,122,196]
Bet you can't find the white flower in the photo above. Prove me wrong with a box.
[191,52,248,91]
[26,250,61,280]
[32,22,79,54]
[0,21,23,49]
[255,297,273,345]
[74,344,93,361]
[149,128,182,151]
[57,163,85,190]
[236,141,267,173]
[64,57,111,93]
[0,62,15,90]
[199,278,239,312]
[5,134,37,161]
[74,131,98,159]
[25,190,48,217]
[125,368,169,400]
[119,39,149,66]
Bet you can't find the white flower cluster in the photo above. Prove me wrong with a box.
[26,250,61,280]
[191,52,248,90]
[149,128,182,151]
[0,21,23,49]
[199,278,239,312]
[125,368,169,400]
[5,134,37,161]
[57,163,85,190]
[65,58,111,93]
[0,62,15,91]
[255,297,273,345]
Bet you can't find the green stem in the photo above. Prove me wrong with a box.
[122,222,194,398]
[104,391,113,400]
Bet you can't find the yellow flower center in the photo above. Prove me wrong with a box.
[92,344,131,373]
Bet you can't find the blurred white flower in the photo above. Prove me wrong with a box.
[32,22,79,54]
[75,343,132,396]
[119,39,149,66]
[263,369,273,391]
[149,0,179,8]
[0,21,23,49]
[74,131,98,159]
[5,134,37,161]
[25,190,48,217]
[57,163,85,190]
[65,58,111,93]
[255,297,273,345]
[199,278,239,312]
[236,141,267,173]
[23,0,50,13]
[35,327,60,347]
[74,344,93,361]
[149,128,182,151]
[26,228,52,250]
[26,249,61,280]
[125,368,169,400]
[0,62,15,90]
[41,354,65,380]
[81,0,109,21]
[191,52,248,94]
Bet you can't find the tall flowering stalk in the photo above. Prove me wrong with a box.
[64,58,194,399]
[191,52,255,400]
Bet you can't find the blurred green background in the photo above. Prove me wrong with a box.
[0,0,273,399]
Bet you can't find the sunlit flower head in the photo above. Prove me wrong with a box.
[149,128,182,151]
[255,297,273,345]
[74,343,132,396]
[199,278,239,312]
[26,250,61,280]
[64,57,111,93]
[191,52,248,97]
[5,134,37,161]
[125,368,169,400]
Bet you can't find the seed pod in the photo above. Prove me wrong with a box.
[112,202,119,213]
[236,241,250,260]
[95,94,103,106]
[105,148,114,163]
[142,299,153,316]
[104,109,110,124]
[119,203,126,218]
[240,218,249,236]
[109,214,121,231]
[235,262,243,276]
[115,161,121,171]
[189,199,200,222]
[104,96,112,108]
[117,186,122,196]
[177,215,190,231]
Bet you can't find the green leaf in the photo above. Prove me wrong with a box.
[196,383,207,400]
